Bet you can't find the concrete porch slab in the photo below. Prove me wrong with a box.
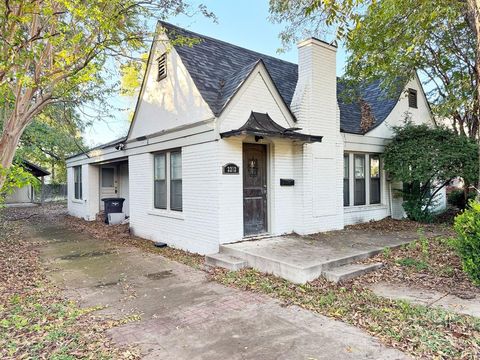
[220,231,420,284]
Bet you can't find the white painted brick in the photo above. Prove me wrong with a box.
[67,164,99,221]
[128,142,220,254]
[291,39,345,234]
[66,33,439,256]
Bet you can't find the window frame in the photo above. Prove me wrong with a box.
[153,149,182,212]
[153,152,167,210]
[344,152,382,207]
[73,166,82,200]
[408,88,418,109]
[354,154,366,206]
[169,150,183,212]
[156,53,167,82]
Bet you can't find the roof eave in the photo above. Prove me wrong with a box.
[220,129,322,143]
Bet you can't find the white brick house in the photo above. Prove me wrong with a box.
[66,22,442,255]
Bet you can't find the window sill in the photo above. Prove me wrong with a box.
[148,209,184,220]
[344,204,387,213]
[71,199,84,204]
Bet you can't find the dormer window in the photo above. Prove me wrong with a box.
[157,53,167,81]
[408,88,417,108]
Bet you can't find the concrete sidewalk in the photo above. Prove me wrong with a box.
[370,282,480,318]
[31,224,408,360]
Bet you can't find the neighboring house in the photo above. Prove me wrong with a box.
[66,22,443,254]
[6,160,50,205]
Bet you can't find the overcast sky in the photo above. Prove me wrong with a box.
[82,0,347,147]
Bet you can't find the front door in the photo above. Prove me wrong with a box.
[243,143,267,236]
[100,166,117,210]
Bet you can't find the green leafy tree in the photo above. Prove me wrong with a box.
[269,0,480,193]
[0,0,214,191]
[343,0,476,138]
[383,123,478,221]
[15,104,85,183]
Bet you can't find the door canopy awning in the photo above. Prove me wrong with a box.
[220,112,323,143]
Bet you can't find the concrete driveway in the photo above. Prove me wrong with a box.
[31,223,407,360]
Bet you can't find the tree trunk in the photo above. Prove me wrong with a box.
[466,0,480,200]
[0,113,27,191]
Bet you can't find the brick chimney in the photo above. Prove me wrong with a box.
[291,38,344,234]
[291,38,338,142]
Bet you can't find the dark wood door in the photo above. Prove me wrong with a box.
[243,143,267,236]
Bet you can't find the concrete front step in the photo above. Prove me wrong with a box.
[205,253,248,271]
[322,262,384,283]
[219,243,385,284]
[219,244,321,284]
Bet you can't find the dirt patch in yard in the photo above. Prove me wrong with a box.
[351,235,480,298]
[346,216,453,233]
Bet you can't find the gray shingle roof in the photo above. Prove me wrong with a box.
[161,21,401,135]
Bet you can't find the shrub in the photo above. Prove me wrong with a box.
[453,201,480,285]
[448,189,476,209]
[384,123,478,222]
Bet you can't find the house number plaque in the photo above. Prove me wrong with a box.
[222,163,239,174]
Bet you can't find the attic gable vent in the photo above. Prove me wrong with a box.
[408,88,417,108]
[157,53,167,81]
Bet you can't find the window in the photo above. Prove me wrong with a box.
[354,155,366,205]
[344,153,382,207]
[343,155,349,206]
[154,150,182,211]
[101,168,114,187]
[170,151,182,211]
[370,155,381,204]
[408,88,417,108]
[74,166,82,200]
[157,53,167,81]
[154,153,167,209]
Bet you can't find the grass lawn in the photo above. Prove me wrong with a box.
[0,211,140,359]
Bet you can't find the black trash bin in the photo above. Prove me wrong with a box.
[101,197,125,224]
